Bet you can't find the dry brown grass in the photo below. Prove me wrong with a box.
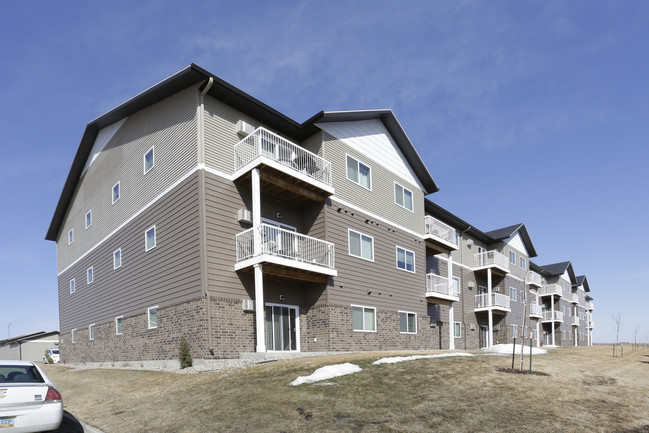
[42,345,649,432]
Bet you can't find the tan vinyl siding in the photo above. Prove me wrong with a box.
[57,86,200,272]
[58,173,202,333]
[323,132,424,235]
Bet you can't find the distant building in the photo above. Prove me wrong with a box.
[0,332,60,362]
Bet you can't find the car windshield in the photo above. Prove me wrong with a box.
[0,365,45,384]
[51,350,59,355]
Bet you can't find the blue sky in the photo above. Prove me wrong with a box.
[1,0,647,344]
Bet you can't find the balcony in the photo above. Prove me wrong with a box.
[424,216,458,255]
[473,250,510,275]
[571,316,580,326]
[526,271,543,288]
[542,311,564,323]
[426,274,459,302]
[529,303,543,319]
[475,293,511,313]
[588,320,595,329]
[586,301,594,310]
[539,284,563,297]
[570,293,579,304]
[233,128,335,203]
[235,223,337,282]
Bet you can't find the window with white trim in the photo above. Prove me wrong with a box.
[144,146,155,174]
[85,210,92,229]
[69,279,75,294]
[68,229,73,245]
[399,311,417,334]
[346,155,371,189]
[112,181,120,204]
[510,287,517,302]
[396,247,415,272]
[113,249,122,269]
[352,305,376,332]
[512,324,518,338]
[145,226,156,251]
[509,250,516,265]
[148,306,158,329]
[115,316,123,335]
[348,229,373,261]
[89,324,95,341]
[454,321,462,338]
[452,277,461,296]
[455,232,460,246]
[71,329,76,343]
[520,256,526,270]
[87,267,93,284]
[394,183,413,211]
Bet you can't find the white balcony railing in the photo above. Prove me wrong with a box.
[426,274,460,298]
[234,127,332,187]
[235,223,335,270]
[474,250,510,271]
[588,320,595,328]
[571,316,580,326]
[539,284,563,297]
[529,303,543,318]
[586,301,594,310]
[542,311,564,322]
[570,293,579,303]
[475,293,510,310]
[526,271,542,287]
[424,216,457,246]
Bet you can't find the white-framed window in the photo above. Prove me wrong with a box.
[113,249,122,269]
[87,267,93,284]
[477,245,486,255]
[510,287,517,302]
[452,276,461,296]
[512,324,518,338]
[394,183,413,212]
[509,250,516,265]
[68,229,74,245]
[520,256,526,270]
[115,316,123,335]
[144,146,155,174]
[454,321,462,338]
[396,246,415,272]
[346,155,371,190]
[455,232,460,246]
[399,311,417,334]
[112,181,120,204]
[89,324,95,341]
[145,226,156,251]
[71,329,76,344]
[352,305,376,332]
[348,229,373,261]
[85,210,92,229]
[69,279,75,294]
[148,306,158,329]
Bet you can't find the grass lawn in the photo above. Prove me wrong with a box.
[43,345,649,432]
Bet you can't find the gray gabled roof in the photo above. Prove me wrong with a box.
[575,275,590,292]
[485,223,538,258]
[424,199,492,243]
[46,64,438,241]
[538,261,577,284]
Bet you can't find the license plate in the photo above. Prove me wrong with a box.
[0,417,14,428]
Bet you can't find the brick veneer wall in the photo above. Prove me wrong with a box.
[209,296,256,358]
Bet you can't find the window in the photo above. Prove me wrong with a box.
[115,316,123,335]
[85,210,92,229]
[348,229,373,261]
[148,306,158,329]
[394,183,413,211]
[71,329,76,343]
[452,277,461,296]
[454,321,462,338]
[346,155,371,189]
[87,267,93,284]
[509,250,516,265]
[112,181,120,204]
[68,229,73,245]
[512,324,518,338]
[396,247,415,272]
[455,232,460,246]
[145,226,156,251]
[399,311,417,334]
[89,324,95,341]
[144,146,155,174]
[69,279,75,294]
[477,245,486,255]
[510,287,517,302]
[352,305,376,332]
[113,249,122,269]
[520,256,526,270]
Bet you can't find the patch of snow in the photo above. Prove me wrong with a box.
[289,362,362,386]
[484,344,547,355]
[373,352,475,365]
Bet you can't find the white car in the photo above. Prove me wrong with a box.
[0,360,63,432]
[43,349,60,364]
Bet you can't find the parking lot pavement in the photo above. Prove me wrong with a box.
[52,411,105,433]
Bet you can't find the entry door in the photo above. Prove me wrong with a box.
[479,326,489,349]
[265,304,299,351]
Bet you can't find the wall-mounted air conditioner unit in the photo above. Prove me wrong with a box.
[493,287,501,293]
[467,281,476,289]
[470,324,476,331]
[242,299,255,312]
[493,325,501,331]
[236,120,255,136]
[237,209,252,224]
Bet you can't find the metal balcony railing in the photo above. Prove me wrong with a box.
[539,284,563,297]
[234,127,332,186]
[571,293,579,303]
[529,303,543,318]
[424,216,456,246]
[542,311,564,322]
[475,293,510,310]
[426,274,460,298]
[572,316,580,326]
[526,271,542,287]
[474,250,510,271]
[586,302,594,310]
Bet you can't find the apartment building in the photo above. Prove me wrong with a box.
[46,64,594,362]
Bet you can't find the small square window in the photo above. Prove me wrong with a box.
[112,181,120,204]
[148,306,158,329]
[115,316,123,335]
[396,247,415,272]
[85,210,92,229]
[509,250,516,265]
[71,329,76,344]
[68,229,74,245]
[352,305,376,332]
[145,226,156,251]
[346,155,371,190]
[348,229,373,261]
[89,324,95,341]
[87,267,93,284]
[144,147,155,174]
[454,322,462,338]
[399,311,417,334]
[394,183,413,211]
[113,249,122,269]
[69,279,75,294]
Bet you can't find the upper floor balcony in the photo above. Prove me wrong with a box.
[234,128,335,203]
[473,250,510,275]
[539,284,563,297]
[571,316,580,326]
[570,293,579,304]
[475,293,511,313]
[542,311,564,323]
[426,273,460,302]
[424,216,458,255]
[529,303,543,319]
[586,301,594,311]
[588,320,595,329]
[526,271,543,288]
[235,223,337,283]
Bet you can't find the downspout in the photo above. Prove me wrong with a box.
[459,225,471,350]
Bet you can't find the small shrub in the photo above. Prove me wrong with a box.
[178,335,193,369]
[44,350,54,364]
